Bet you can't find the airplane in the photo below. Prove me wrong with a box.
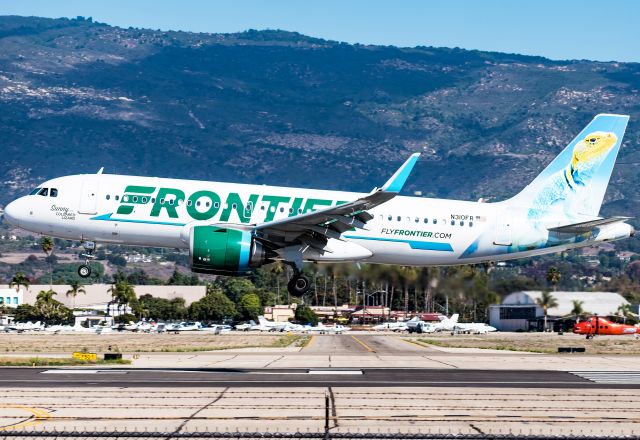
[3,114,633,297]
[372,321,408,332]
[452,322,497,334]
[407,314,459,333]
[252,315,304,332]
[573,315,640,339]
[304,323,351,334]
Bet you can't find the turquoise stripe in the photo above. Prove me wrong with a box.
[344,234,453,252]
[90,213,185,227]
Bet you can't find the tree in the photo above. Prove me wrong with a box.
[295,305,318,325]
[9,272,30,293]
[546,267,561,291]
[108,281,137,316]
[40,236,54,288]
[237,293,262,321]
[138,294,187,320]
[570,300,585,319]
[65,280,86,309]
[535,291,558,331]
[617,304,635,324]
[189,288,236,322]
[222,278,256,302]
[34,289,72,324]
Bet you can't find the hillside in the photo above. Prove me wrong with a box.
[1,15,639,225]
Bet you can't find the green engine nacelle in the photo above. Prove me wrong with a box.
[189,226,270,275]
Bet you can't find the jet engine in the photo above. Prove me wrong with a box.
[189,226,273,275]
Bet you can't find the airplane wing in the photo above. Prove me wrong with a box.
[253,153,420,253]
[548,216,632,234]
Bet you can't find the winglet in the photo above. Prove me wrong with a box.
[380,153,421,193]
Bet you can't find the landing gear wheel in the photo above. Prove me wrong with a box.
[78,264,91,278]
[287,275,310,297]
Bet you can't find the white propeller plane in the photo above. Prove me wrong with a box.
[3,114,633,297]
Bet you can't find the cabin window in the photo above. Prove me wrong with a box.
[133,196,138,202]
[415,217,419,223]
[460,221,464,226]
[151,198,155,203]
[289,208,294,214]
[38,188,48,197]
[106,195,110,200]
[469,221,473,227]
[261,205,265,210]
[187,200,192,206]
[232,203,237,209]
[160,198,165,205]
[433,219,437,224]
[115,195,120,201]
[50,188,58,197]
[280,207,284,213]
[196,200,201,207]
[388,215,392,221]
[169,199,174,205]
[142,197,148,203]
[450,220,455,226]
[205,201,210,208]
[424,218,428,223]
[214,202,220,209]
[298,209,302,214]
[397,216,401,221]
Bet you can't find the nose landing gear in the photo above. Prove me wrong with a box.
[285,261,310,297]
[78,241,96,278]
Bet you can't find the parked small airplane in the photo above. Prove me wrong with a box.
[305,323,351,334]
[573,316,640,339]
[452,322,497,334]
[408,314,459,333]
[4,115,633,298]
[372,322,408,332]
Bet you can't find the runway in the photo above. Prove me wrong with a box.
[3,367,640,389]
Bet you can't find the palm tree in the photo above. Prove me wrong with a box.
[108,281,136,316]
[65,280,86,310]
[270,262,284,304]
[536,291,559,331]
[570,300,585,319]
[9,272,30,293]
[617,304,634,324]
[546,267,561,291]
[40,236,54,288]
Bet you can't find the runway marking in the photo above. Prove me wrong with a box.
[350,335,376,353]
[303,335,317,350]
[570,371,640,384]
[308,370,363,375]
[0,405,50,431]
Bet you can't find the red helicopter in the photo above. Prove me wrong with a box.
[573,315,640,339]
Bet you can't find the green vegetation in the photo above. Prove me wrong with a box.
[0,357,131,366]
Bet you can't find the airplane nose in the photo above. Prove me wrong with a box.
[3,199,20,227]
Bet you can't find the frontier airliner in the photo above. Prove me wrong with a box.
[3,114,634,296]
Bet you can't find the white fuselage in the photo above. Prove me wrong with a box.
[3,173,633,266]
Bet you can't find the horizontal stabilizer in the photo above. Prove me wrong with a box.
[548,216,632,234]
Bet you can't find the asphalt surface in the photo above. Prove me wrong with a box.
[2,367,639,389]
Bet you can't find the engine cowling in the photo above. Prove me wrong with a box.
[189,226,271,275]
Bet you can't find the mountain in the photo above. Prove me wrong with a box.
[1,15,639,226]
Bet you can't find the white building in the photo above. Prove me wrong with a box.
[0,288,23,308]
[0,284,206,311]
[489,291,629,331]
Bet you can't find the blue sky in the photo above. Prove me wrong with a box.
[2,0,639,62]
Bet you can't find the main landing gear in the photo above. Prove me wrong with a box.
[78,241,96,278]
[286,263,310,297]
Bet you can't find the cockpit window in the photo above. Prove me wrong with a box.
[37,188,49,197]
[30,187,41,195]
[50,188,58,197]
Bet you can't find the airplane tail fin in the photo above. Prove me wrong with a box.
[508,114,629,218]
[258,316,267,325]
[449,314,459,324]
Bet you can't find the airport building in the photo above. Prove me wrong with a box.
[0,284,207,312]
[489,290,630,331]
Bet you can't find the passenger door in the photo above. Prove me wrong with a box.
[78,180,99,215]
[493,210,512,246]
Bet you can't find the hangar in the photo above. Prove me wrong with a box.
[489,290,631,332]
